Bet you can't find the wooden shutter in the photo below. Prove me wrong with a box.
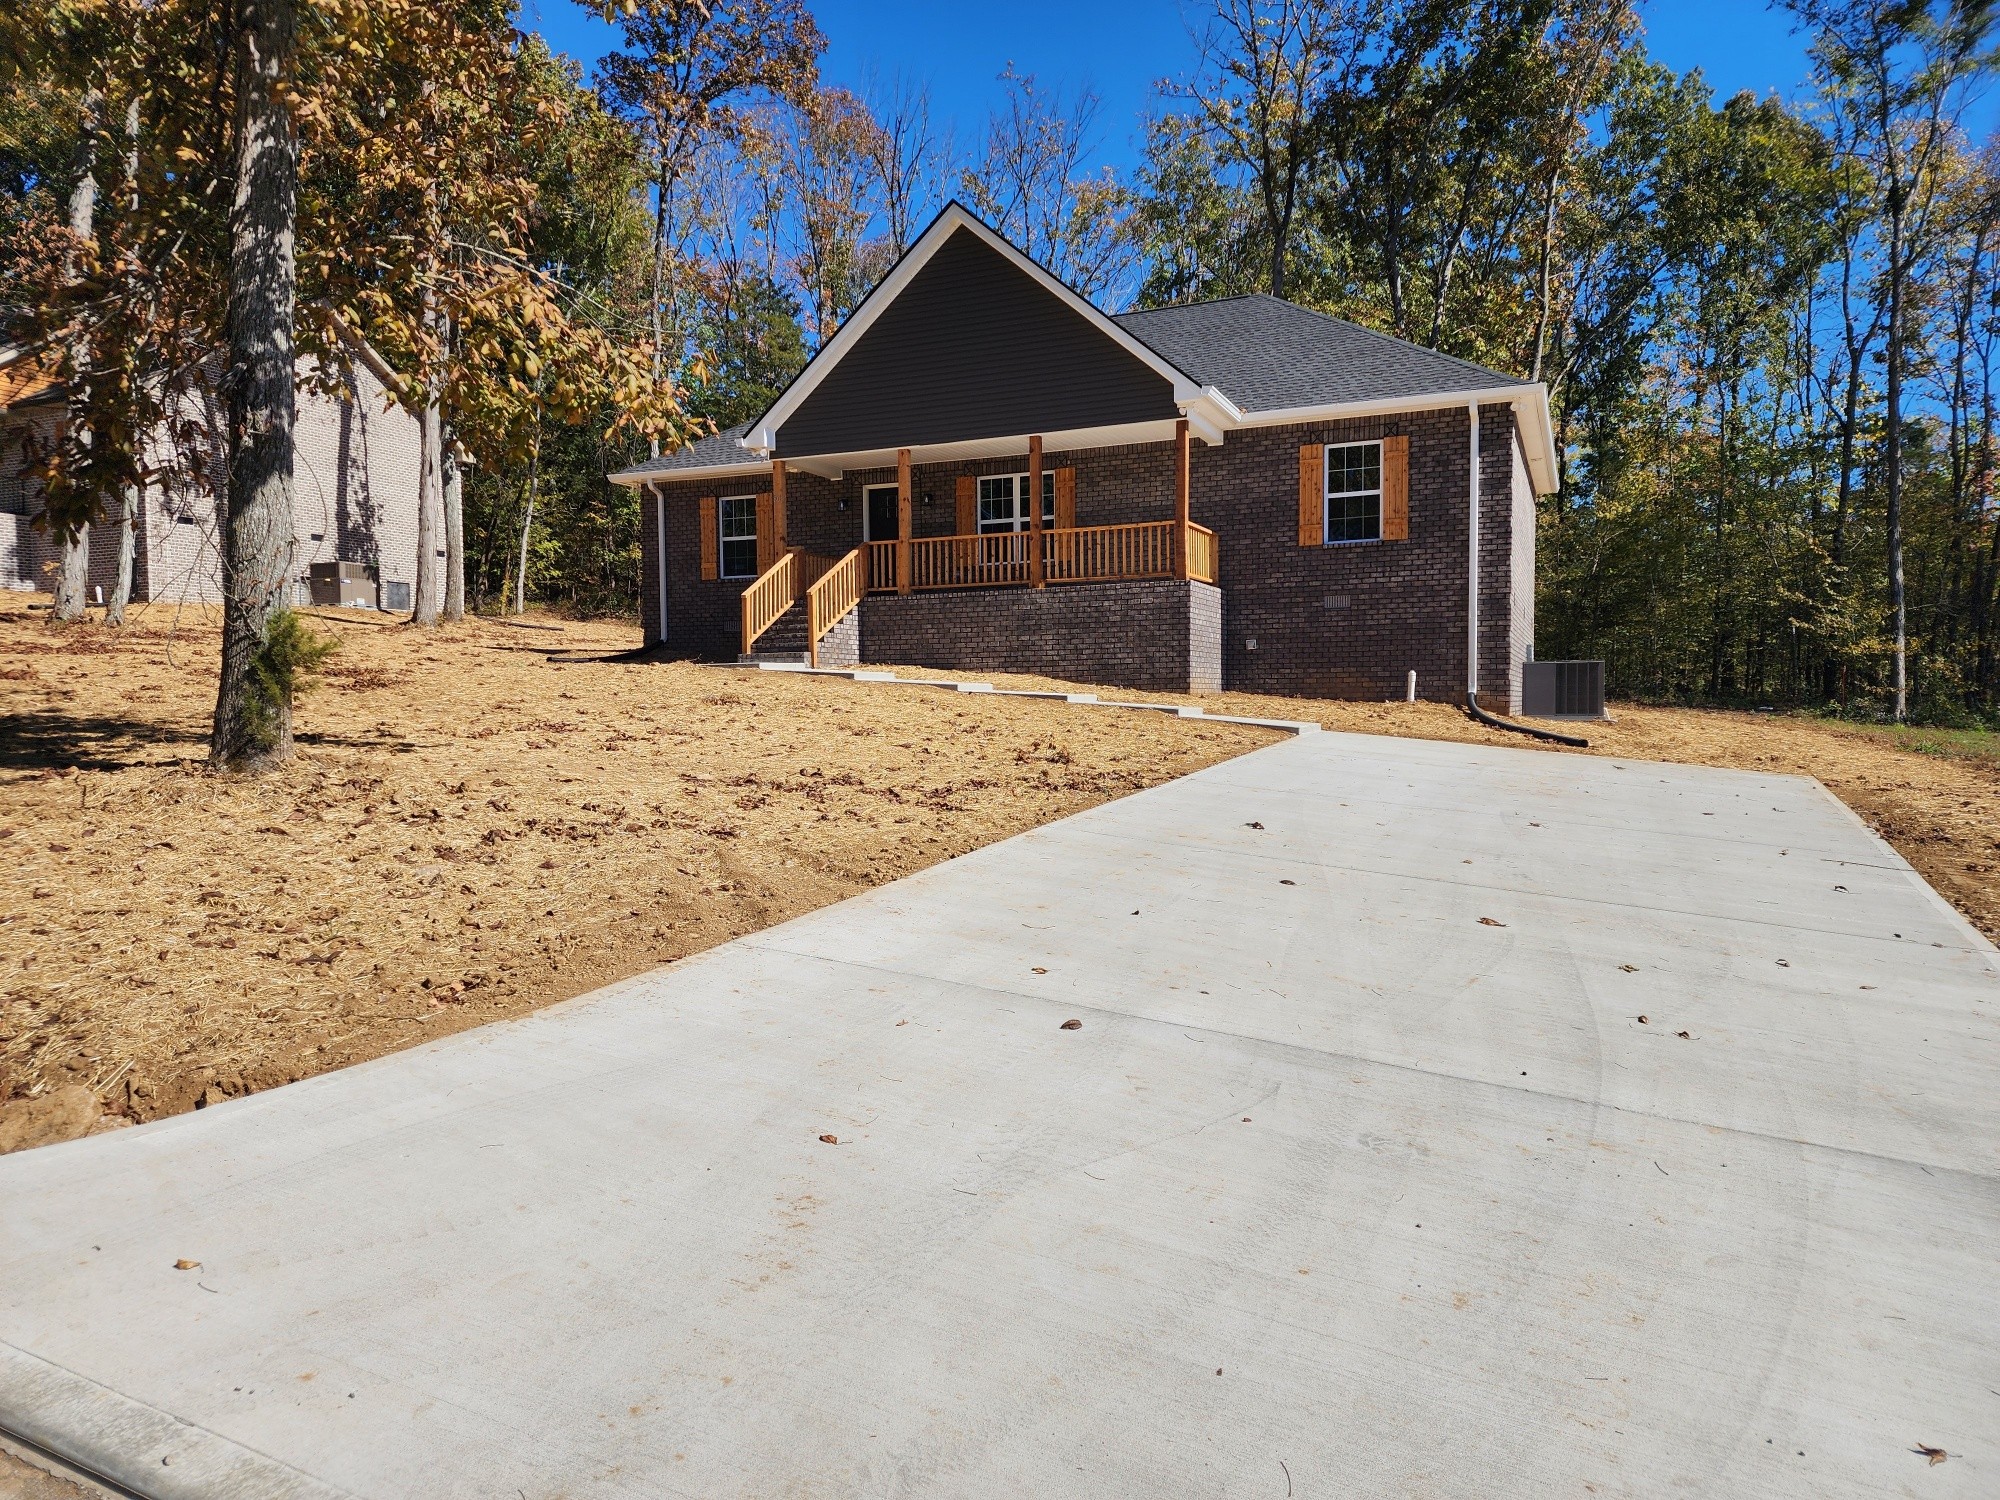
[1381,435,1410,541]
[1054,467,1076,529]
[956,474,977,535]
[1297,443,1324,547]
[754,491,776,573]
[698,495,718,580]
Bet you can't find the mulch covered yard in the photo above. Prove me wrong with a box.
[0,598,1274,1149]
[7,592,2000,1157]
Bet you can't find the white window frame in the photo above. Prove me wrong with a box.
[862,482,900,542]
[975,471,1057,535]
[1323,440,1383,545]
[718,493,759,579]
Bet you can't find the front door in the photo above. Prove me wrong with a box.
[865,483,899,542]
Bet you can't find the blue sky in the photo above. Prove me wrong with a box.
[521,0,1828,177]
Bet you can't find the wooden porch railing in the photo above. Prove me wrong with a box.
[741,548,842,655]
[1185,523,1218,584]
[740,551,796,654]
[862,521,1215,594]
[806,548,864,667]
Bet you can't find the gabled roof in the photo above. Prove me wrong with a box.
[744,203,1212,457]
[609,207,1559,492]
[1115,295,1532,415]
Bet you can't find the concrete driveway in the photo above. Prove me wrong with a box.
[2,731,1995,1499]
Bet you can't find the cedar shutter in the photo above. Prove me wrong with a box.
[956,474,977,535]
[1381,434,1410,541]
[754,491,776,573]
[1298,444,1324,547]
[698,496,718,580]
[1054,467,1076,529]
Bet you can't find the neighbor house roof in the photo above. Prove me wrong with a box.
[1115,295,1531,416]
[610,204,1558,492]
[0,352,63,411]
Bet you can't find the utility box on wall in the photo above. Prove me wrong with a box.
[1522,659,1606,720]
[308,560,379,608]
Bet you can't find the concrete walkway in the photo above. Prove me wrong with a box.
[2,732,1996,1499]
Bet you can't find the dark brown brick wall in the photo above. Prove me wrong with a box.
[1193,404,1525,706]
[637,404,1530,704]
[859,579,1220,693]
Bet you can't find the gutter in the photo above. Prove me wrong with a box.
[1461,397,1588,749]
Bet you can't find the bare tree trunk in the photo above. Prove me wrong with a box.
[211,0,299,770]
[442,430,464,622]
[514,418,541,615]
[105,482,137,624]
[1888,191,1908,722]
[106,95,140,627]
[411,282,442,625]
[54,92,101,624]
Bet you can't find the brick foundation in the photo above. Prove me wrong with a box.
[858,579,1220,693]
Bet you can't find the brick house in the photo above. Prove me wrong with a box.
[612,203,1555,708]
[0,351,423,610]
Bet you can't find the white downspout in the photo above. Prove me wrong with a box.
[1466,401,1480,702]
[653,482,668,644]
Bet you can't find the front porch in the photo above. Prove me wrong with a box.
[740,424,1217,672]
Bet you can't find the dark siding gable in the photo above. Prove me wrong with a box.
[775,229,1179,458]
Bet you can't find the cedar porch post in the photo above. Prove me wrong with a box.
[896,447,912,594]
[771,458,788,553]
[1173,418,1191,580]
[1028,434,1045,587]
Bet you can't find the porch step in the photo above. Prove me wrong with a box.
[742,599,811,663]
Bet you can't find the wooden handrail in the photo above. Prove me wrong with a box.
[806,548,863,667]
[1185,523,1218,584]
[740,551,797,655]
[858,521,1220,594]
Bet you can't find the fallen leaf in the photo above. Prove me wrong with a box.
[1619,964,1638,973]
[1478,917,1506,927]
[1912,1445,1947,1466]
[1279,878,1296,886]
[1676,1030,1691,1039]
[818,1134,838,1145]
[173,1259,200,1271]
[895,1019,908,1026]
[1031,966,1047,974]
[1060,1019,1082,1030]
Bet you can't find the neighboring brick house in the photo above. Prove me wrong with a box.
[612,203,1555,708]
[0,352,423,610]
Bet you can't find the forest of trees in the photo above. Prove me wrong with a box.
[6,0,2000,748]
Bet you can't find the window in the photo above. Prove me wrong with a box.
[976,472,1056,534]
[719,495,758,578]
[1324,441,1382,543]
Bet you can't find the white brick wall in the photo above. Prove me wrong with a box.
[0,361,422,608]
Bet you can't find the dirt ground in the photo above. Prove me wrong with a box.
[6,593,2000,1160]
[0,597,1273,1149]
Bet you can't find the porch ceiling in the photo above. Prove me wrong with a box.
[770,418,1195,481]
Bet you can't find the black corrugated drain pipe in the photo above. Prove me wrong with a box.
[1467,691,1589,749]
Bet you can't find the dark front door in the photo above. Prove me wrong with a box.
[865,483,900,542]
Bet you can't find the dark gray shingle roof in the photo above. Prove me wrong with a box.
[617,421,763,478]
[1114,295,1528,413]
